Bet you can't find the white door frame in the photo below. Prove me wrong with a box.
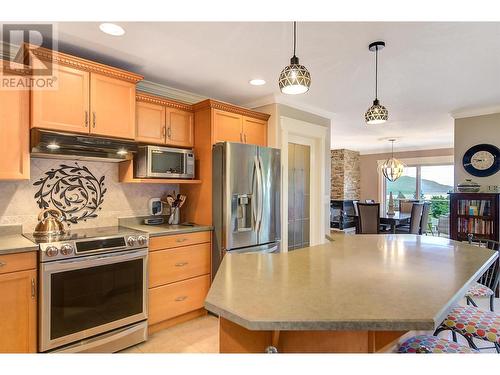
[280,116,327,251]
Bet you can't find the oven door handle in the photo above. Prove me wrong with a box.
[42,249,148,272]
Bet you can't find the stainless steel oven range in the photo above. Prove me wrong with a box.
[25,227,149,353]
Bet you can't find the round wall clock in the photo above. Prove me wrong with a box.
[462,143,500,177]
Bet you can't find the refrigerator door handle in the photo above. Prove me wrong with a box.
[256,155,264,232]
[252,156,258,229]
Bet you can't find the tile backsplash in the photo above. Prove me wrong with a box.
[0,158,177,233]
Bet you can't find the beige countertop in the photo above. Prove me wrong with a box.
[205,234,498,331]
[0,234,38,255]
[119,217,212,237]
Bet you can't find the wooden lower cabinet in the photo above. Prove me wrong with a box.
[147,231,212,332]
[149,274,210,325]
[149,243,210,287]
[0,252,37,353]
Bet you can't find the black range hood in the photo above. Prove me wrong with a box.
[31,129,138,163]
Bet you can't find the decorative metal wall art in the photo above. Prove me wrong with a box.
[34,162,106,224]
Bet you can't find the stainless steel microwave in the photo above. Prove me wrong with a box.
[135,146,195,179]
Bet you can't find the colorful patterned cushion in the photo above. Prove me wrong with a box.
[441,305,500,344]
[466,282,494,297]
[398,335,477,353]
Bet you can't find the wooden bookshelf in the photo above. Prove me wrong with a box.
[449,193,500,242]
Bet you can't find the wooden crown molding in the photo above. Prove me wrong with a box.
[136,91,194,112]
[19,44,143,83]
[1,59,31,76]
[193,99,271,121]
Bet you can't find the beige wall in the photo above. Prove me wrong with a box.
[455,113,500,190]
[359,148,454,201]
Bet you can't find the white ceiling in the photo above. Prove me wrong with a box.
[51,22,500,154]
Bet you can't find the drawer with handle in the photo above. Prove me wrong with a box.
[148,274,210,325]
[150,242,210,287]
[149,231,211,251]
[0,252,37,275]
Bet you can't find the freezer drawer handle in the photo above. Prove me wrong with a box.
[175,296,188,302]
[175,262,189,267]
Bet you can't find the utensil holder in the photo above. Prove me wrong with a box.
[168,207,180,225]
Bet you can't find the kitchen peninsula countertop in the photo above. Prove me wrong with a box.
[119,216,212,237]
[205,234,497,332]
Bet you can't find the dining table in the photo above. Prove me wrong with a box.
[379,211,411,233]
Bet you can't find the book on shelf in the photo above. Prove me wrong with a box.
[457,217,493,235]
[458,199,491,217]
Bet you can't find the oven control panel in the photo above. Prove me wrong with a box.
[39,234,149,262]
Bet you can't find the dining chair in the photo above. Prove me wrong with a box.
[419,202,431,235]
[465,237,500,312]
[434,305,500,352]
[399,200,413,214]
[398,334,477,353]
[396,203,424,234]
[356,203,380,234]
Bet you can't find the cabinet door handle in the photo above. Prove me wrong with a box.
[0,261,5,267]
[240,133,243,142]
[167,127,172,138]
[176,238,188,243]
[175,262,189,267]
[162,126,166,138]
[84,111,89,127]
[31,278,36,299]
[175,296,188,302]
[244,134,247,143]
[92,112,96,128]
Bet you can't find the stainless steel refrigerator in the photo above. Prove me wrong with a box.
[212,142,281,276]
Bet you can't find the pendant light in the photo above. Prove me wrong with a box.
[278,21,311,95]
[365,41,388,124]
[381,139,405,182]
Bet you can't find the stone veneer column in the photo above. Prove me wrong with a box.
[331,149,360,200]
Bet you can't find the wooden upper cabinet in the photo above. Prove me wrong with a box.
[166,108,194,148]
[242,116,267,146]
[0,79,30,180]
[90,73,136,139]
[0,269,37,353]
[213,109,243,144]
[31,64,90,134]
[136,101,166,144]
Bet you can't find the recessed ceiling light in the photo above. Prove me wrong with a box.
[99,23,125,36]
[249,79,266,86]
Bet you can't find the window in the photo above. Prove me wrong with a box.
[384,164,453,219]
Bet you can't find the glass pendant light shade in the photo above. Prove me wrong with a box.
[380,139,405,182]
[365,41,388,124]
[365,99,388,124]
[279,22,311,95]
